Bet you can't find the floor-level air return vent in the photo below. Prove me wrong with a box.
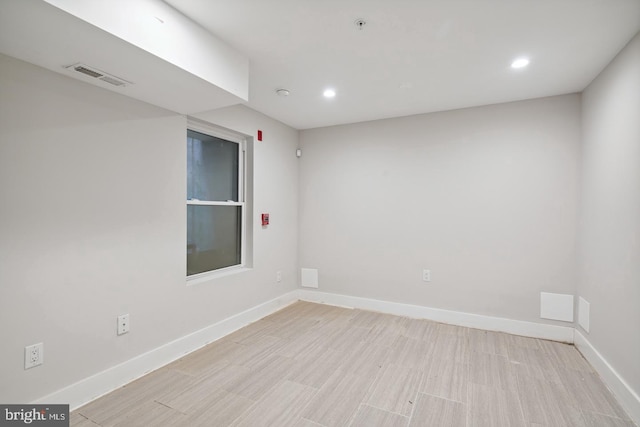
[65,63,132,87]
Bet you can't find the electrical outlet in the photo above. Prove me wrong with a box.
[422,269,431,282]
[276,270,282,283]
[117,314,130,335]
[24,343,43,369]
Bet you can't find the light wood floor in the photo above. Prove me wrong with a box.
[71,301,634,427]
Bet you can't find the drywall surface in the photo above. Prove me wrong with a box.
[299,94,580,324]
[579,31,640,396]
[0,53,298,403]
[43,0,249,100]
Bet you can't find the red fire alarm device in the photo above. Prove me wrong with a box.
[257,130,263,141]
[261,213,269,226]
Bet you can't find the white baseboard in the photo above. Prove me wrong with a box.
[297,289,575,343]
[574,330,640,425]
[34,291,300,411]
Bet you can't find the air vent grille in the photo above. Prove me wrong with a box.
[65,63,132,87]
[74,66,103,78]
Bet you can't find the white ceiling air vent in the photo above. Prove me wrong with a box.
[65,63,132,87]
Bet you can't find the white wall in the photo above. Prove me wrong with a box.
[0,53,298,403]
[193,106,301,276]
[579,31,640,397]
[299,95,580,324]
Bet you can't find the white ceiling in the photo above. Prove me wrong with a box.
[0,0,247,115]
[165,0,640,130]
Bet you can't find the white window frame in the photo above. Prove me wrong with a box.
[186,118,247,282]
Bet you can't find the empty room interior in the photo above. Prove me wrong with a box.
[1,1,639,426]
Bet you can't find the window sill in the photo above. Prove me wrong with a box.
[186,265,251,286]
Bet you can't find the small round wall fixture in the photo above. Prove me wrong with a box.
[323,88,336,98]
[354,19,367,30]
[276,88,290,96]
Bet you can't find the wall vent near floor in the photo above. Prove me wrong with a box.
[65,63,132,87]
[301,268,319,288]
[578,297,590,332]
[540,292,574,322]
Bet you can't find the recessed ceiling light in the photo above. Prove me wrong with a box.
[323,89,336,98]
[276,88,290,96]
[511,58,530,69]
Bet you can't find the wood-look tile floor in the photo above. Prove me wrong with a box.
[71,302,635,427]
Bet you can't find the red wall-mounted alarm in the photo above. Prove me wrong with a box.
[261,213,269,226]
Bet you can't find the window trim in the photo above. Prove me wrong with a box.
[186,118,247,282]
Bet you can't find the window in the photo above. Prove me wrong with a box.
[186,122,246,277]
